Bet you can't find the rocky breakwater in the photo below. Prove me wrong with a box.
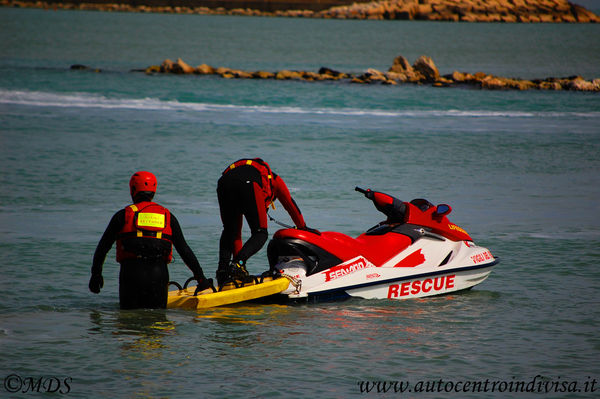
[3,0,600,22]
[140,57,600,92]
[317,0,600,22]
[147,58,351,81]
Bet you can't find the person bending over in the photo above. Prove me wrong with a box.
[216,158,317,285]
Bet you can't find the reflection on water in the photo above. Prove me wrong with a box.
[194,303,295,351]
[87,309,179,398]
[194,303,291,324]
[89,309,175,358]
[302,292,502,359]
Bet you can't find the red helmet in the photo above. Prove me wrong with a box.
[129,171,157,196]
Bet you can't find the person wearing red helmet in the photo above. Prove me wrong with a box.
[216,158,318,286]
[89,171,211,309]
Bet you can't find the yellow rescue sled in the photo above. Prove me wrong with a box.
[167,276,290,310]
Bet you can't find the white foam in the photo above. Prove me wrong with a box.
[1,89,598,119]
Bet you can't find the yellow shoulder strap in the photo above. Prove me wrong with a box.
[129,205,143,237]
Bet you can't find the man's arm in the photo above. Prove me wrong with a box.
[272,175,306,229]
[89,209,124,293]
[170,213,206,280]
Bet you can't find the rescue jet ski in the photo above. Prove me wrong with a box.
[265,187,499,301]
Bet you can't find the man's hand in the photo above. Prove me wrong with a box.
[89,274,104,294]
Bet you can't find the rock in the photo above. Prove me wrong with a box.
[416,4,433,18]
[450,70,467,82]
[215,67,233,76]
[501,14,518,23]
[231,69,253,79]
[144,65,161,74]
[479,75,536,90]
[538,81,563,90]
[6,0,600,23]
[161,58,192,74]
[518,80,536,90]
[350,77,367,84]
[160,59,175,73]
[388,55,413,74]
[389,55,423,81]
[366,68,387,81]
[142,55,599,92]
[252,70,275,79]
[460,12,480,22]
[215,67,247,79]
[70,64,102,72]
[385,71,409,82]
[413,55,439,82]
[176,58,195,74]
[481,76,508,90]
[161,58,196,74]
[301,71,322,81]
[571,4,600,23]
[318,67,347,79]
[566,77,598,91]
[276,70,303,80]
[196,64,215,74]
[229,8,250,16]
[437,76,454,85]
[473,72,488,81]
[506,78,536,90]
[394,4,417,19]
[318,72,337,80]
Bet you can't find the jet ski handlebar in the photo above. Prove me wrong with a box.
[355,186,374,199]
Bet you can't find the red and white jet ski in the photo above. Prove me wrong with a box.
[266,187,499,301]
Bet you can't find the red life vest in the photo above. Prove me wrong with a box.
[116,201,173,262]
[222,158,276,208]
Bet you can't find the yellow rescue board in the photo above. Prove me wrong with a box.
[167,277,290,310]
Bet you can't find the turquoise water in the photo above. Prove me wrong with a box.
[1,7,600,398]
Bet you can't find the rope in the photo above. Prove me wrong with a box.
[281,273,302,295]
[267,212,295,229]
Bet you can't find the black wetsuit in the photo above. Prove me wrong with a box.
[91,209,203,309]
[217,165,269,270]
[216,160,307,284]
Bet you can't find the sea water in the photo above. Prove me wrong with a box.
[1,7,599,398]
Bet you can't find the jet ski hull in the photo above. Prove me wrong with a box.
[268,212,499,302]
[331,262,497,300]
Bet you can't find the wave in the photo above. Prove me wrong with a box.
[1,89,599,119]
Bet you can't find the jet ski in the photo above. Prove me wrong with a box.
[265,187,499,302]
